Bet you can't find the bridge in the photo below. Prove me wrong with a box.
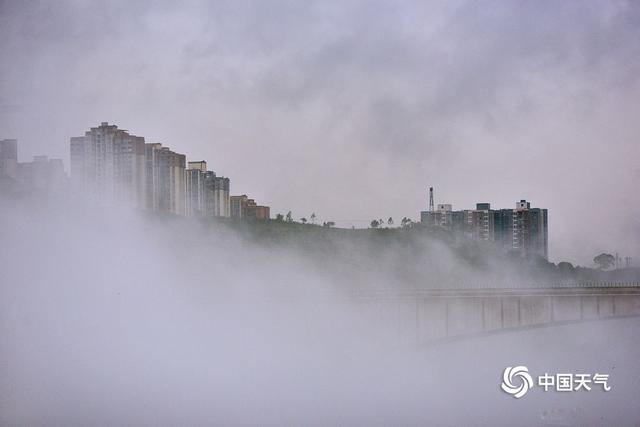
[350,283,640,344]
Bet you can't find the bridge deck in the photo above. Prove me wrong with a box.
[348,284,640,343]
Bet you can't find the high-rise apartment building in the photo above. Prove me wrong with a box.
[214,176,230,217]
[202,173,230,217]
[17,155,68,191]
[186,161,206,217]
[469,203,493,241]
[186,161,230,218]
[71,123,190,215]
[144,143,161,211]
[144,143,186,216]
[230,195,248,218]
[492,208,514,250]
[70,122,239,219]
[511,200,548,259]
[421,199,548,259]
[70,122,146,207]
[0,139,18,179]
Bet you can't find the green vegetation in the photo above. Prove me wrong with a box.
[152,212,640,288]
[593,253,615,270]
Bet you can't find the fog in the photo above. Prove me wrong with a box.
[1,0,640,264]
[1,196,639,425]
[2,2,640,422]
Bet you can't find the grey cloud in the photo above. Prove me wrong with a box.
[1,0,639,263]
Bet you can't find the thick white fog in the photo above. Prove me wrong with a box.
[2,1,639,424]
[1,197,639,426]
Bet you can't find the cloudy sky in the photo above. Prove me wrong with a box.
[1,0,639,264]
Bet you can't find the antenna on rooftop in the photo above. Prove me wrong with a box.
[429,187,434,213]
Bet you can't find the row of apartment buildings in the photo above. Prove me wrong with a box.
[230,195,270,220]
[69,122,266,219]
[1,138,68,192]
[421,199,549,259]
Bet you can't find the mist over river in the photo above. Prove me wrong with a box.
[1,199,638,425]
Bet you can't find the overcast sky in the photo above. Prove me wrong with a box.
[1,0,639,264]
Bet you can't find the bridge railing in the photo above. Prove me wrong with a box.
[436,281,640,290]
[348,282,640,299]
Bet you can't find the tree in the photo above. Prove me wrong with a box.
[310,212,316,224]
[387,217,394,227]
[300,217,307,224]
[370,219,379,228]
[275,213,284,222]
[594,253,615,270]
[400,217,413,229]
[286,211,293,223]
[557,261,575,276]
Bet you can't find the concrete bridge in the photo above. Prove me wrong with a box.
[351,283,640,344]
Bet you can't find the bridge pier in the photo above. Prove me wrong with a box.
[359,285,640,344]
[581,296,599,320]
[483,298,502,331]
[598,296,614,317]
